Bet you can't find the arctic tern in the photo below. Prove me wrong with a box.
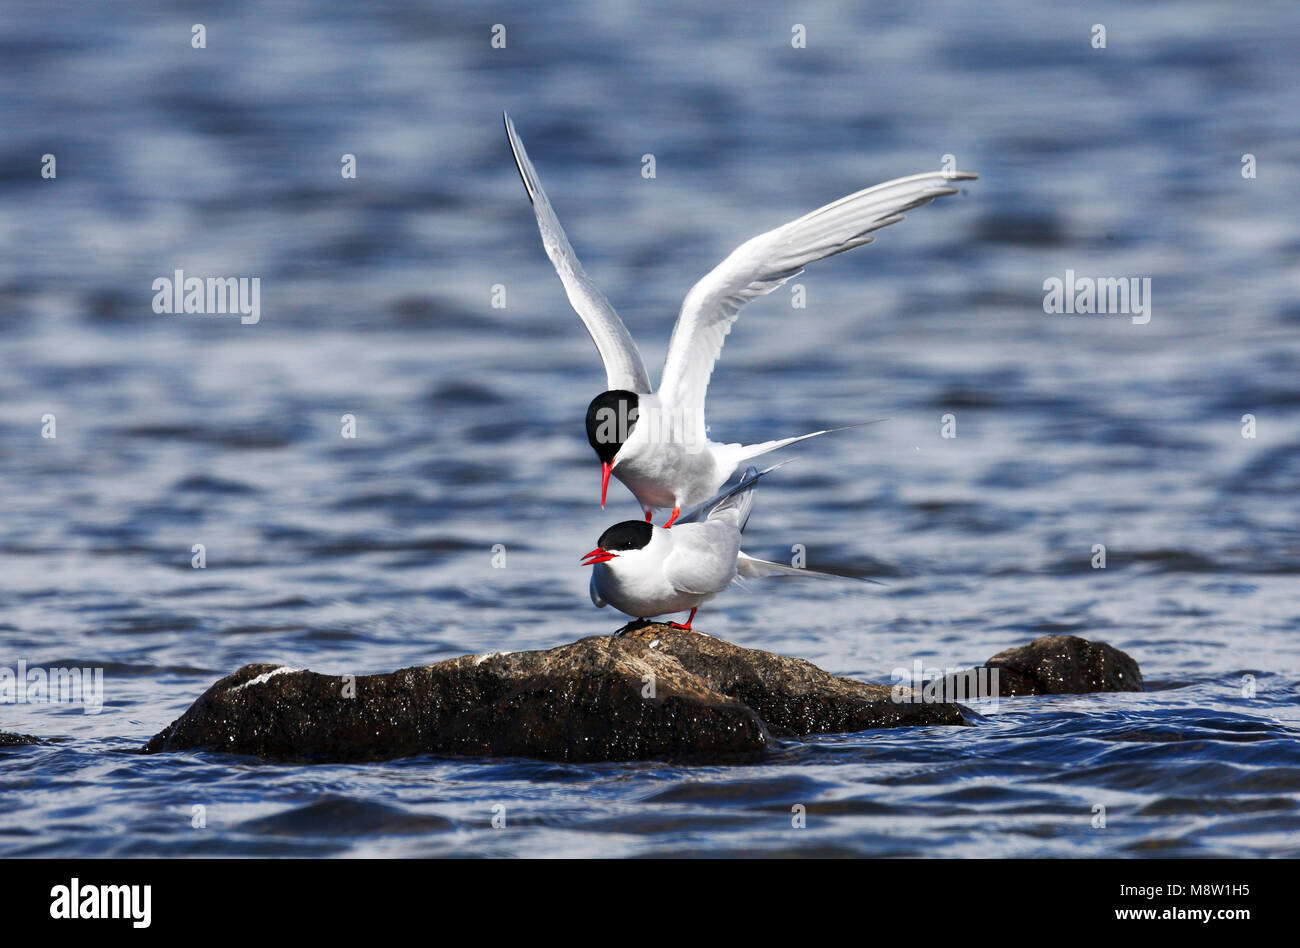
[505,113,975,526]
[581,463,868,632]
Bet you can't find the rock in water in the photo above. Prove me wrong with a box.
[619,625,962,737]
[0,732,43,746]
[142,625,967,763]
[985,634,1143,695]
[141,629,1142,763]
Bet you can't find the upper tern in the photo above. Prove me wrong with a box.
[505,113,975,526]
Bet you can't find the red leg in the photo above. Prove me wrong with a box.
[644,510,653,522]
[669,607,697,631]
[662,506,681,529]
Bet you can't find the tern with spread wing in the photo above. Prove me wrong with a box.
[505,113,975,527]
[581,464,868,632]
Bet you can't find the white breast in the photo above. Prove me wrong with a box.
[612,397,727,511]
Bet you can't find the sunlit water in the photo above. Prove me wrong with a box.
[2,1,1298,857]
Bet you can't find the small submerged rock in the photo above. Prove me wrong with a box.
[930,634,1144,701]
[985,634,1143,695]
[0,732,43,746]
[140,629,1141,763]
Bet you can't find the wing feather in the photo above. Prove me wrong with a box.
[657,170,976,429]
[505,113,652,393]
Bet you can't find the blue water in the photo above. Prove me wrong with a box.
[2,0,1299,857]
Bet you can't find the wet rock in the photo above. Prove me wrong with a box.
[142,637,766,764]
[615,625,964,737]
[141,629,1141,763]
[930,634,1144,700]
[0,732,43,746]
[142,626,966,763]
[984,634,1143,696]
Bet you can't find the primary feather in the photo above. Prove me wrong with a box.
[657,171,978,436]
[504,112,652,394]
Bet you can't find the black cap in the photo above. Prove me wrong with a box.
[585,390,639,464]
[596,520,653,552]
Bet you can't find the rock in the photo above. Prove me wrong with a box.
[141,629,1142,764]
[931,634,1144,700]
[985,634,1143,696]
[142,625,967,763]
[618,625,963,737]
[0,732,43,746]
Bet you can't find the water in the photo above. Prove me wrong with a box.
[2,0,1299,857]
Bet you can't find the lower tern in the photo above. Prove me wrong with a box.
[505,113,975,526]
[581,464,867,632]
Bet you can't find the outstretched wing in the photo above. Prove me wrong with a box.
[657,170,977,432]
[504,113,652,394]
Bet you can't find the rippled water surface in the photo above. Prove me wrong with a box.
[2,0,1299,857]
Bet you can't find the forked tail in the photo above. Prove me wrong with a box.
[727,419,885,466]
[736,551,886,585]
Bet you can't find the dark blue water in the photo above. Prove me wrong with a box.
[2,0,1299,857]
